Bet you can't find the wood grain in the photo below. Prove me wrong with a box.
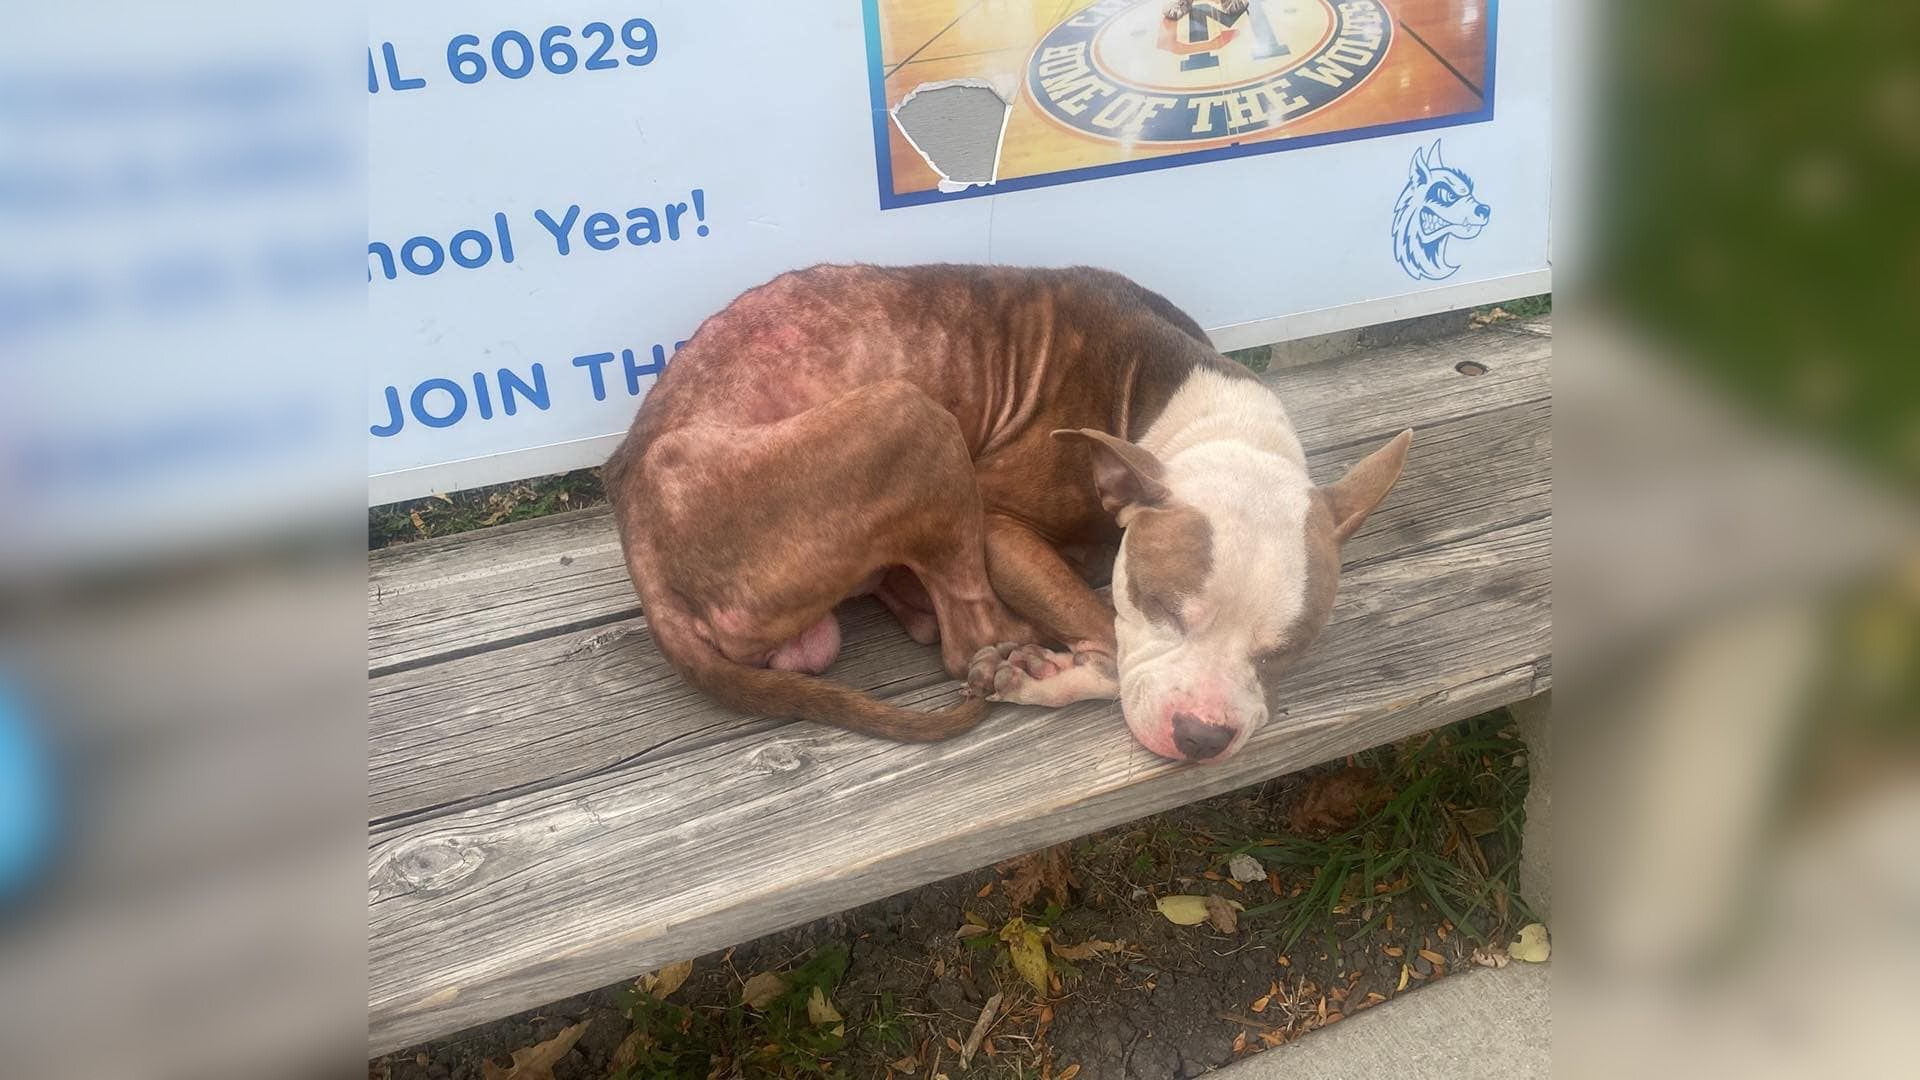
[365,322,1551,1053]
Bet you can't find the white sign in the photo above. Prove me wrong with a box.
[369,1,1549,503]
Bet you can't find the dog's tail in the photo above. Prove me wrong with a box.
[646,607,988,743]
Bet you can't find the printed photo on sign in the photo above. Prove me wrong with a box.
[865,0,1496,206]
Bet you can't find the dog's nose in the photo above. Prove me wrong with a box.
[1475,204,1491,221]
[1171,712,1235,761]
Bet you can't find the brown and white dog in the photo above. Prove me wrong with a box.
[605,265,1408,763]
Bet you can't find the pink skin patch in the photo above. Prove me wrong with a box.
[768,614,841,674]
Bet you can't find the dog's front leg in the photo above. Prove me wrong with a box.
[966,517,1120,706]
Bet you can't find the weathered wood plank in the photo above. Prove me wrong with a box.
[368,513,1549,1053]
[366,326,1549,673]
[368,397,1549,825]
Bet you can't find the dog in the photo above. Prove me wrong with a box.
[605,265,1409,763]
[1392,140,1493,281]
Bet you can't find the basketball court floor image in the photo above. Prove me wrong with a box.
[866,0,1492,203]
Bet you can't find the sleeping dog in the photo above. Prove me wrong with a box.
[605,265,1408,762]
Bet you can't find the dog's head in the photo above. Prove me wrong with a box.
[1056,424,1411,763]
[1392,140,1491,281]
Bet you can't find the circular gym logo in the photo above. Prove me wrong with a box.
[1027,0,1391,145]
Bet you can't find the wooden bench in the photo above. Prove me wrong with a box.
[367,319,1553,1054]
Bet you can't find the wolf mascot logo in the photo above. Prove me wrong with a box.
[1392,141,1492,281]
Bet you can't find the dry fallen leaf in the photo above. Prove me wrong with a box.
[1232,1030,1248,1053]
[1397,963,1411,992]
[1156,895,1212,925]
[1510,923,1551,963]
[740,971,786,1010]
[609,1029,647,1075]
[1057,1065,1081,1080]
[1228,853,1265,882]
[1287,766,1390,834]
[1382,945,1404,957]
[1001,918,1053,995]
[1472,945,1511,968]
[955,923,993,939]
[1457,806,1502,836]
[946,1037,964,1053]
[1205,894,1239,934]
[479,1020,588,1080]
[1418,948,1447,969]
[807,985,843,1026]
[637,958,693,1000]
[890,1054,920,1075]
[998,844,1074,909]
[977,881,994,898]
[1050,938,1120,962]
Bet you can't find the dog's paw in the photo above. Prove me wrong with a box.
[966,642,1071,700]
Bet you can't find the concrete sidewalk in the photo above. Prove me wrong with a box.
[1213,964,1549,1079]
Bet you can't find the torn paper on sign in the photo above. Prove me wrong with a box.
[891,78,1013,193]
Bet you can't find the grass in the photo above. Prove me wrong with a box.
[1231,709,1533,951]
[367,467,606,549]
[610,946,854,1080]
[1486,293,1552,320]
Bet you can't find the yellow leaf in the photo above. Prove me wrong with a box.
[1397,963,1411,992]
[1249,993,1270,1014]
[639,958,693,1000]
[1001,917,1052,996]
[741,971,786,1009]
[1155,895,1212,925]
[480,1021,588,1080]
[1510,923,1551,963]
[807,985,843,1025]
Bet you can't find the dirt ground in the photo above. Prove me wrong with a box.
[371,711,1532,1080]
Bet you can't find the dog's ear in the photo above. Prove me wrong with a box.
[1320,429,1412,543]
[1052,428,1170,523]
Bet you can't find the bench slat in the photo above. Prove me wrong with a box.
[367,325,1549,674]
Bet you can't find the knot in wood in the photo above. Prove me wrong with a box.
[750,743,808,774]
[387,837,484,894]
[566,624,636,660]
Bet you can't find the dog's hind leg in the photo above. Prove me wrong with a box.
[637,379,1032,682]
